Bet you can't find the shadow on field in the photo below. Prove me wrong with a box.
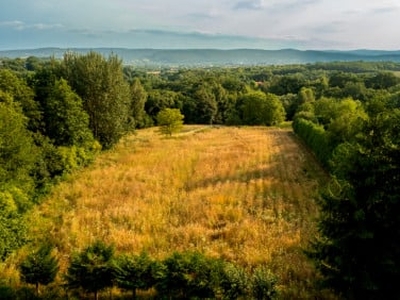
[184,164,277,191]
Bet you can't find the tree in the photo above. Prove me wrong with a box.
[155,251,222,298]
[156,108,184,136]
[42,79,94,147]
[0,96,37,204]
[19,244,59,296]
[193,85,218,124]
[65,241,114,300]
[113,252,162,299]
[0,69,41,131]
[240,91,285,126]
[62,51,131,149]
[129,78,147,129]
[309,105,400,299]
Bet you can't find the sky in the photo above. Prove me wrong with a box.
[0,0,399,50]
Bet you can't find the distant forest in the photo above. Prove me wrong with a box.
[2,47,400,66]
[1,53,400,298]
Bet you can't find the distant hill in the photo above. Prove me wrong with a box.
[2,48,400,66]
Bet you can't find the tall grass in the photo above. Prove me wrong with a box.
[6,126,333,298]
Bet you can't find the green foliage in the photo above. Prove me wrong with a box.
[0,212,27,261]
[240,91,285,125]
[220,262,249,299]
[0,69,41,130]
[65,240,115,299]
[113,251,161,298]
[156,251,222,298]
[42,78,95,147]
[251,266,278,300]
[193,85,219,124]
[157,108,184,136]
[0,99,37,190]
[308,100,400,298]
[0,284,16,299]
[129,78,148,129]
[19,244,59,295]
[293,118,331,166]
[365,72,400,90]
[62,51,131,149]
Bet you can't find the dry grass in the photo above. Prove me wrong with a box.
[18,126,330,297]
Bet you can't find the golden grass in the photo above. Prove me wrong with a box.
[19,126,330,297]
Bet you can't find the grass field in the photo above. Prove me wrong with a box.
[5,125,333,298]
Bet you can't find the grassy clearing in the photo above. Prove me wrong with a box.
[7,126,332,298]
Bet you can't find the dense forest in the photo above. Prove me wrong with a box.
[1,53,400,298]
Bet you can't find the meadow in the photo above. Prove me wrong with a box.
[7,126,332,298]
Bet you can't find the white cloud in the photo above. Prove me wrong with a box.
[1,0,400,49]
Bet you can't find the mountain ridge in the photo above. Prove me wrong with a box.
[2,47,400,66]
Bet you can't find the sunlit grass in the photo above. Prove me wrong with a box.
[9,126,332,298]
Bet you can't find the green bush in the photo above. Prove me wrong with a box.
[251,266,278,300]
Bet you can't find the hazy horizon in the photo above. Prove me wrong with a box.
[1,0,400,51]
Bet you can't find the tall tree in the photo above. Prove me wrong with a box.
[63,51,130,149]
[129,78,147,129]
[310,104,400,299]
[193,85,218,124]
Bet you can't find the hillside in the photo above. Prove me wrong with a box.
[9,126,332,298]
[2,47,400,66]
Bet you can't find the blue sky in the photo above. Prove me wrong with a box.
[1,0,399,50]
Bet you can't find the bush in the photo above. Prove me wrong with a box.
[251,266,278,300]
[219,262,249,299]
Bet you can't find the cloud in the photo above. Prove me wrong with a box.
[0,20,63,31]
[0,20,25,30]
[233,0,265,10]
[269,0,322,14]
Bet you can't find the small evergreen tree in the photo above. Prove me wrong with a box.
[19,244,59,296]
[65,241,114,300]
[155,251,222,298]
[113,251,161,299]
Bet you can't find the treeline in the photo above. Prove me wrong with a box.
[291,76,400,296]
[9,240,277,299]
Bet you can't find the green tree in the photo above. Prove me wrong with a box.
[193,85,218,124]
[241,91,285,126]
[65,241,115,300]
[113,252,162,299]
[310,106,400,299]
[0,207,27,261]
[155,252,222,298]
[63,51,130,149]
[0,69,41,131]
[0,96,37,204]
[19,244,59,296]
[129,78,147,129]
[43,78,95,147]
[157,108,184,136]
